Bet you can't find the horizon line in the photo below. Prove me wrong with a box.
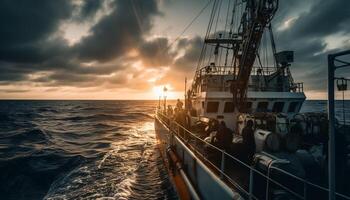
[0,98,348,101]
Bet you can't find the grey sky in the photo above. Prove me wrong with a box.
[0,0,349,99]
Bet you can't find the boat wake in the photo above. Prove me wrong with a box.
[44,122,177,200]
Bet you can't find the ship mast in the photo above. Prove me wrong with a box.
[231,0,278,110]
[193,0,279,111]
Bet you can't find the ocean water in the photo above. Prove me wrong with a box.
[301,100,350,124]
[0,100,349,200]
[0,100,177,200]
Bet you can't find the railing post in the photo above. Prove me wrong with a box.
[184,128,186,141]
[327,50,350,200]
[303,181,307,200]
[265,160,290,200]
[177,124,179,135]
[328,54,336,200]
[249,168,254,200]
[220,151,225,179]
[170,127,174,146]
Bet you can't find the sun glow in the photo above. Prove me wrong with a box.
[152,84,179,99]
[152,86,164,98]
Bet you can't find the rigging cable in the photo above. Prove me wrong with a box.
[197,0,218,71]
[268,24,277,68]
[223,0,233,67]
[167,0,213,50]
[265,31,269,70]
[208,0,222,66]
[343,89,346,125]
[218,0,230,68]
[229,0,239,74]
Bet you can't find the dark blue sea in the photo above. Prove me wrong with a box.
[0,100,177,200]
[0,100,349,200]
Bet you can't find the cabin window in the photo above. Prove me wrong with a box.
[241,102,252,112]
[224,102,235,113]
[288,102,299,113]
[272,102,285,112]
[257,102,269,112]
[206,102,219,113]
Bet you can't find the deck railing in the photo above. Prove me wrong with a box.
[156,110,350,200]
[196,66,280,77]
[195,65,304,93]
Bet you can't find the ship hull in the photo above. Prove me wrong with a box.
[154,115,241,200]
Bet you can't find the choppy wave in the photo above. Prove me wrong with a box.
[61,112,153,122]
[0,100,177,200]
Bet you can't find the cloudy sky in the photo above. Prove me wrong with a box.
[0,0,349,99]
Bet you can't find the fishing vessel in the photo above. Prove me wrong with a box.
[154,0,350,199]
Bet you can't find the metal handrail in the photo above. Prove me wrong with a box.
[269,166,350,200]
[196,65,280,76]
[157,111,303,198]
[156,110,350,200]
[194,65,304,93]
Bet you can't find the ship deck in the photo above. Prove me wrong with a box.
[155,111,350,200]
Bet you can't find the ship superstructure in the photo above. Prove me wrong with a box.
[188,0,305,130]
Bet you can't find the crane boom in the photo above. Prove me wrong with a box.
[233,0,278,110]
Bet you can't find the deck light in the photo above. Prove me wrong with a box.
[336,78,348,91]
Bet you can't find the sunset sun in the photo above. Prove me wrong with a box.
[152,85,164,98]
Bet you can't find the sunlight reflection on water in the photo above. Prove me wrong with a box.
[45,121,176,200]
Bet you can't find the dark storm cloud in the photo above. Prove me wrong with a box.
[173,36,202,72]
[0,38,71,64]
[0,0,160,87]
[139,37,175,67]
[49,72,92,84]
[0,0,77,84]
[272,0,313,27]
[0,0,73,63]
[0,61,40,83]
[79,0,105,20]
[0,0,349,97]
[272,0,350,92]
[0,69,27,82]
[276,0,350,51]
[284,0,350,40]
[155,36,203,90]
[75,0,160,62]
